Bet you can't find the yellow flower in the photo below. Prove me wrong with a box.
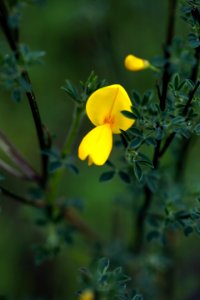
[78,84,134,166]
[79,290,94,300]
[124,54,150,71]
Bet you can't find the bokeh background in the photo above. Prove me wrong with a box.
[0,0,200,299]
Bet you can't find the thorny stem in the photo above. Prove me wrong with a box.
[133,0,177,253]
[0,0,49,187]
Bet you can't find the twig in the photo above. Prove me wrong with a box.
[0,158,25,179]
[159,80,200,157]
[0,186,102,242]
[0,186,44,208]
[159,132,176,157]
[21,71,49,186]
[0,130,41,182]
[183,80,200,115]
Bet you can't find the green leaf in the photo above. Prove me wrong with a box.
[134,162,143,182]
[11,89,22,102]
[130,127,143,137]
[121,110,136,120]
[142,90,153,105]
[98,257,110,274]
[99,171,115,182]
[145,137,157,146]
[130,138,143,148]
[132,295,143,300]
[118,171,131,184]
[188,33,200,48]
[66,164,79,174]
[61,80,81,102]
[172,73,180,90]
[48,161,62,173]
[131,90,141,105]
[194,123,200,135]
[137,153,153,168]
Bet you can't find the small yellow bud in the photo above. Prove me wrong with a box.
[124,54,150,71]
[79,290,94,300]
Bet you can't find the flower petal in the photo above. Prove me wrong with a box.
[124,54,149,71]
[86,84,134,133]
[78,124,112,166]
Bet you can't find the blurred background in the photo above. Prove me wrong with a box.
[0,0,200,299]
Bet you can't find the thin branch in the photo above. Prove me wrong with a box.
[0,186,45,208]
[0,0,19,55]
[0,130,41,182]
[0,158,25,179]
[21,71,49,186]
[133,138,161,253]
[159,81,200,157]
[0,186,102,242]
[159,132,176,157]
[0,0,49,187]
[183,80,200,115]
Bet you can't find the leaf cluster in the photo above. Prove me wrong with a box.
[61,71,107,106]
[79,257,143,300]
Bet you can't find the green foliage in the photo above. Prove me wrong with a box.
[78,258,143,300]
[62,71,107,105]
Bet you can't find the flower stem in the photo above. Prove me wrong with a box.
[62,105,85,156]
[47,105,85,205]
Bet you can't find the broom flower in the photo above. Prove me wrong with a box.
[78,84,134,166]
[124,54,150,71]
[79,290,94,300]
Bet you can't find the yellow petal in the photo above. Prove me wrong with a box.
[78,124,112,166]
[124,54,150,71]
[79,290,94,300]
[86,84,134,134]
